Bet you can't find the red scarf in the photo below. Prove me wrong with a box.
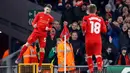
[118,54,130,65]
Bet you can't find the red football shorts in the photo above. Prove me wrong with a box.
[85,42,102,56]
[27,31,47,48]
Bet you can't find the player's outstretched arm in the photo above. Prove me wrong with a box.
[81,16,87,35]
[32,13,40,28]
[101,17,107,33]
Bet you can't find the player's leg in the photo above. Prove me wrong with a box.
[38,37,46,72]
[15,42,30,60]
[15,32,37,64]
[86,45,94,73]
[95,55,103,72]
[87,55,94,73]
[95,44,103,72]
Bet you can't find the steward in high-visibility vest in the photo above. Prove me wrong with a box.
[23,44,38,63]
[56,38,75,72]
[2,49,9,59]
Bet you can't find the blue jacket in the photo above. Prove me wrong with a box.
[107,23,121,49]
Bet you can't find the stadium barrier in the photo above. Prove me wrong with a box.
[18,63,53,73]
[18,63,107,73]
[1,64,130,73]
[53,65,107,73]
[0,64,107,73]
[0,65,17,73]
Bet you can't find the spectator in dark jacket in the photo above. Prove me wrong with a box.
[90,0,108,12]
[119,23,129,49]
[126,28,130,53]
[103,46,115,65]
[69,21,83,41]
[124,17,130,28]
[100,4,115,21]
[122,6,130,19]
[79,3,87,20]
[116,47,130,65]
[69,21,80,33]
[114,0,124,20]
[60,2,74,26]
[117,16,124,27]
[44,27,57,63]
[73,3,87,21]
[70,31,85,65]
[53,20,62,38]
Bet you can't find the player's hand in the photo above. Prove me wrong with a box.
[82,31,86,36]
[76,48,80,55]
[45,27,49,31]
[109,36,112,43]
[119,4,122,8]
[108,18,112,23]
[109,60,113,63]
[83,32,85,36]
[33,24,37,28]
[76,1,83,5]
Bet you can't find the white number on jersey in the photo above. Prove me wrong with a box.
[90,21,101,34]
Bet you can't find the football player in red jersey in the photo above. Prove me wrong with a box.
[82,4,107,73]
[15,4,54,72]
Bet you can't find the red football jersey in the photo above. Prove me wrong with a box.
[82,14,107,43]
[32,12,54,34]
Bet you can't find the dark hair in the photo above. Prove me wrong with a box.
[88,4,97,13]
[71,31,78,37]
[44,4,52,9]
[121,46,127,51]
[72,21,78,25]
[52,26,56,30]
[122,5,129,10]
[72,31,78,34]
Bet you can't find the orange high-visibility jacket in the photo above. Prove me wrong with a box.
[56,39,75,72]
[2,49,9,59]
[23,45,38,63]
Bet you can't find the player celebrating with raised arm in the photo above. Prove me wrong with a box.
[82,4,107,73]
[15,4,54,72]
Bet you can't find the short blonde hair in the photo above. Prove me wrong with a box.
[88,4,97,13]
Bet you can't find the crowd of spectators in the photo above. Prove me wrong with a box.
[1,0,130,67]
[48,0,130,65]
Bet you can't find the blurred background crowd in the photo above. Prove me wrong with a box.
[1,0,130,67]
